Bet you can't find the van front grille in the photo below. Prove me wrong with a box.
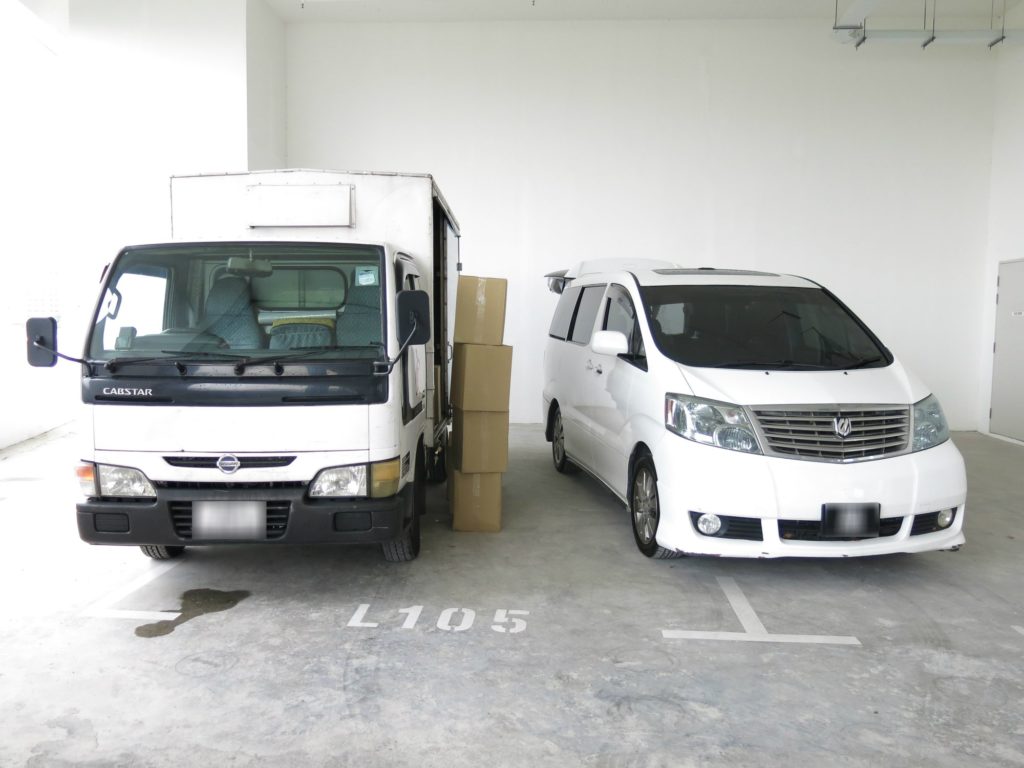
[752,406,909,463]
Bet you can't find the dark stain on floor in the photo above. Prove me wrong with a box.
[135,588,250,638]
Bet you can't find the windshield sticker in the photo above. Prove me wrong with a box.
[355,268,378,287]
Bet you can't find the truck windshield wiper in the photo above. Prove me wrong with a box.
[105,350,248,373]
[228,347,384,375]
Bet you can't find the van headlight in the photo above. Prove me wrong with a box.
[912,394,950,452]
[665,394,762,454]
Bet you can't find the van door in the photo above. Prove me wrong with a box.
[559,284,606,472]
[589,284,647,498]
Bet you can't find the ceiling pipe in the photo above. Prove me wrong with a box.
[833,0,1018,47]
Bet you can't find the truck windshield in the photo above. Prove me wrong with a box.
[89,243,386,362]
[639,284,890,370]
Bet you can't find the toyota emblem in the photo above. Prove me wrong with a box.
[833,417,853,439]
[216,454,241,474]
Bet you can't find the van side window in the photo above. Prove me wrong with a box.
[549,286,581,340]
[569,285,606,345]
[604,284,646,365]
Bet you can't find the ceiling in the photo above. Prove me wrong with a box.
[264,0,1021,24]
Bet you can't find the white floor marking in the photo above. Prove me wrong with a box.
[717,577,769,635]
[662,576,861,646]
[1013,625,1024,637]
[81,559,184,621]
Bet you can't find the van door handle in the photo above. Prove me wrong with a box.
[586,360,603,375]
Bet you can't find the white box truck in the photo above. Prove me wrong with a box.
[26,169,460,562]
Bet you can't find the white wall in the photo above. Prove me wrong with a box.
[1,0,251,449]
[246,0,287,169]
[287,20,995,427]
[981,7,1024,434]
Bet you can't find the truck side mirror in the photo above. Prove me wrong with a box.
[26,317,59,367]
[397,290,431,346]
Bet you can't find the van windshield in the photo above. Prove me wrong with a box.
[89,242,385,363]
[639,284,890,370]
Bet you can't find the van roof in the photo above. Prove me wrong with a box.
[567,261,818,290]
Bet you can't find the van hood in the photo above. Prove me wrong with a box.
[678,360,929,407]
[92,404,370,453]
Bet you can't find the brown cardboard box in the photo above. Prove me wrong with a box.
[454,275,507,346]
[451,470,502,532]
[450,344,513,412]
[452,408,509,473]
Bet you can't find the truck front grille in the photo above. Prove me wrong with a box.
[169,501,291,540]
[752,406,909,462]
[163,456,296,469]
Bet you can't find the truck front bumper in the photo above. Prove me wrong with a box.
[76,484,413,547]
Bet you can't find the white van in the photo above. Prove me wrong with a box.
[542,259,966,559]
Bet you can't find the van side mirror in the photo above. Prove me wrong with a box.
[592,330,628,357]
[27,317,59,367]
[397,290,431,346]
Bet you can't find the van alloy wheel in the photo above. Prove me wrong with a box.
[551,406,577,474]
[630,455,682,559]
[633,467,658,546]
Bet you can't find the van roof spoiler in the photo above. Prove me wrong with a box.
[545,258,681,293]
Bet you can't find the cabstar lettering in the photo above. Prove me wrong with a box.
[102,387,154,397]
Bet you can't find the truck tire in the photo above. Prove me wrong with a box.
[425,434,447,484]
[382,453,423,562]
[140,545,185,560]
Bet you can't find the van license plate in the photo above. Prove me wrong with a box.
[193,501,266,540]
[821,503,880,539]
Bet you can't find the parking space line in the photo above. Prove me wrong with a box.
[662,576,861,646]
[81,560,184,621]
[718,577,769,635]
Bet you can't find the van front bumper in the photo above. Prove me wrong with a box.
[76,484,413,547]
[651,436,966,558]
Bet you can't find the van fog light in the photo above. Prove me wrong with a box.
[696,513,723,536]
[937,509,955,529]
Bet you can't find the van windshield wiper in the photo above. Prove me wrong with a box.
[841,356,883,370]
[711,360,831,370]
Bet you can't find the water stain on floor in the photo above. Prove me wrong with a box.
[135,588,250,638]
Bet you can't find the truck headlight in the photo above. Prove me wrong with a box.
[309,465,367,497]
[665,394,762,454]
[95,463,156,498]
[309,459,402,499]
[912,394,950,452]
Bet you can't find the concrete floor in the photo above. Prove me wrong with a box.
[0,424,1022,767]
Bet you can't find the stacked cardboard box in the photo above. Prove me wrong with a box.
[449,275,511,532]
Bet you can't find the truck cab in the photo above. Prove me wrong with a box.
[27,170,460,562]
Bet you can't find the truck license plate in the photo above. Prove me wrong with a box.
[821,503,880,539]
[193,501,266,540]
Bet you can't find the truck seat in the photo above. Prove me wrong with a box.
[337,285,381,348]
[204,277,262,349]
[268,318,335,350]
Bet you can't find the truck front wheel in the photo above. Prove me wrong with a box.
[140,545,185,560]
[381,446,424,562]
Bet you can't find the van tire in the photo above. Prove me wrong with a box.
[551,406,578,474]
[630,455,681,559]
[140,545,185,560]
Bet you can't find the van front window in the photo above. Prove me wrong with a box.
[640,285,890,370]
[90,242,385,364]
